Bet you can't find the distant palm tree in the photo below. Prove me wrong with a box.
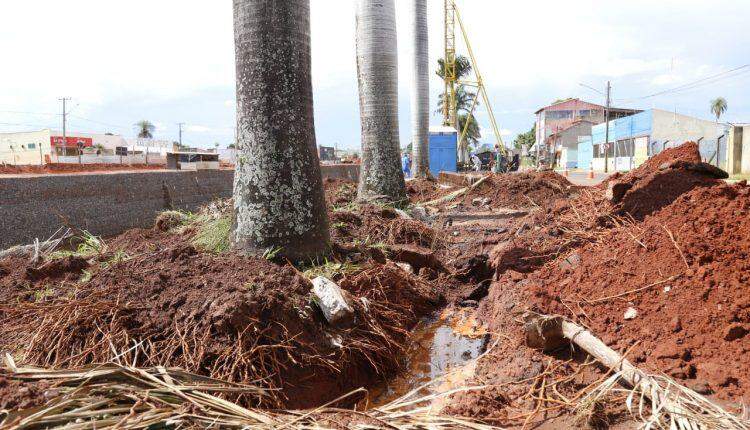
[457,113,481,147]
[355,0,407,204]
[436,55,472,80]
[436,85,478,116]
[710,97,728,123]
[135,120,155,139]
[410,0,430,178]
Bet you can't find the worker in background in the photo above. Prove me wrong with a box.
[402,152,411,178]
[470,152,481,172]
[493,144,502,173]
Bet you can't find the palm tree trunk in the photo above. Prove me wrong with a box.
[410,0,430,178]
[355,0,407,204]
[232,0,329,261]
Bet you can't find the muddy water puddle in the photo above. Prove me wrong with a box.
[364,309,489,407]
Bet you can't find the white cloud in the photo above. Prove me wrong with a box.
[500,129,513,137]
[187,125,211,133]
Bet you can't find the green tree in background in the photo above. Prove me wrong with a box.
[710,97,727,123]
[134,120,155,139]
[457,113,481,148]
[513,125,536,151]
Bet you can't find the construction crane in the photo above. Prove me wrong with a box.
[442,0,507,157]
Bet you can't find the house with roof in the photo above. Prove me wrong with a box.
[533,98,640,168]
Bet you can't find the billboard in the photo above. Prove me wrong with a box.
[50,136,93,148]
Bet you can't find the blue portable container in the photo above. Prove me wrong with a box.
[428,127,458,177]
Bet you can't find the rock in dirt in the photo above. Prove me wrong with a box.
[311,276,355,327]
[689,381,713,395]
[410,206,429,221]
[395,262,414,274]
[623,307,638,320]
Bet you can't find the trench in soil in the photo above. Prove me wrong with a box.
[364,310,489,407]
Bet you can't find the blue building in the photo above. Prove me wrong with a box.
[579,109,725,172]
[428,126,457,177]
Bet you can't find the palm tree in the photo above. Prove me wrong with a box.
[710,97,728,123]
[436,85,478,117]
[457,113,481,148]
[355,0,407,204]
[436,55,472,80]
[231,0,329,261]
[435,56,480,163]
[134,120,155,139]
[410,0,430,178]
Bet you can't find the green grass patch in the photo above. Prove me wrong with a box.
[49,231,107,260]
[192,215,232,254]
[303,259,361,280]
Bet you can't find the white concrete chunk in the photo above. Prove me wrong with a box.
[624,307,638,320]
[311,276,355,326]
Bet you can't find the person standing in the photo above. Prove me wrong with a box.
[402,152,412,178]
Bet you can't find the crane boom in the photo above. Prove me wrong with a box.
[443,0,507,156]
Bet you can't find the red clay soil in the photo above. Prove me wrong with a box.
[0,213,445,410]
[0,163,164,175]
[406,179,456,204]
[330,205,444,250]
[529,182,750,404]
[323,177,357,209]
[605,142,726,220]
[459,171,575,210]
[0,375,51,412]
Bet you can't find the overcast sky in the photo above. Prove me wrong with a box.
[0,1,748,149]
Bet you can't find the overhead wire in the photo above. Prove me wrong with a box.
[614,64,750,103]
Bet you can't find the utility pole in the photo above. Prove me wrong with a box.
[177,122,185,149]
[603,81,611,173]
[59,97,71,163]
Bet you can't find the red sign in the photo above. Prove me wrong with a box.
[50,136,93,148]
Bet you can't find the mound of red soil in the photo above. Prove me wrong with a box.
[0,163,165,175]
[0,227,442,410]
[406,179,455,204]
[529,182,750,402]
[605,142,727,220]
[323,177,357,209]
[461,172,574,210]
[330,205,443,250]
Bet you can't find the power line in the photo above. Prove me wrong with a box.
[579,82,605,97]
[615,64,750,103]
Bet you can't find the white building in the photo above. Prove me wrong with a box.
[126,138,177,156]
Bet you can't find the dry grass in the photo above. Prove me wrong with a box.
[1,358,501,430]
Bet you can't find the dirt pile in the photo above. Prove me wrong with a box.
[0,224,443,409]
[406,179,456,204]
[605,142,727,220]
[459,171,575,210]
[323,177,357,209]
[330,205,443,250]
[529,182,750,402]
[487,143,729,276]
[0,163,165,175]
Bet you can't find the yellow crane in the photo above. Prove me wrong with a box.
[443,0,507,156]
